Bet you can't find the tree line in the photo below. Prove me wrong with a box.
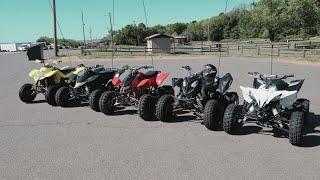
[36,36,82,48]
[104,0,320,45]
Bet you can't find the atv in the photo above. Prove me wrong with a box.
[19,61,85,106]
[55,65,120,110]
[223,72,309,146]
[156,64,238,129]
[99,65,173,116]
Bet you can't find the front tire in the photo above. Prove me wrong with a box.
[223,104,241,134]
[203,100,221,131]
[55,87,71,107]
[289,111,304,146]
[45,85,59,106]
[99,91,116,115]
[138,94,156,121]
[89,89,103,112]
[19,83,36,103]
[156,95,174,122]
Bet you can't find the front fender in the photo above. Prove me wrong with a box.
[156,72,169,86]
[29,69,40,81]
[112,77,121,87]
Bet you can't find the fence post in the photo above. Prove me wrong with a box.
[303,50,306,58]
[227,45,229,55]
[241,45,244,54]
[209,45,212,52]
[278,46,280,57]
[257,45,260,55]
[201,46,203,55]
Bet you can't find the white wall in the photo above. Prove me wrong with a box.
[0,44,17,52]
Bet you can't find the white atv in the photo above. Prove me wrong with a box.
[223,72,309,146]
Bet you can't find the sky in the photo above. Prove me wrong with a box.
[0,0,255,43]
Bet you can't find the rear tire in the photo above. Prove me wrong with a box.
[289,111,304,146]
[89,89,103,112]
[45,85,59,106]
[19,83,36,103]
[203,100,221,131]
[55,87,71,107]
[99,91,116,115]
[138,94,156,121]
[156,95,174,122]
[223,104,241,134]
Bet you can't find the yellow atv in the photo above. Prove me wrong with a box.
[19,61,85,106]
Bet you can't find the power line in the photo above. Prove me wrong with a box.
[47,0,71,62]
[142,0,148,27]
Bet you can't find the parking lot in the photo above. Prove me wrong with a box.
[0,51,320,179]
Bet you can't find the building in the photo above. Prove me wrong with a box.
[145,34,172,53]
[0,43,20,52]
[173,36,190,45]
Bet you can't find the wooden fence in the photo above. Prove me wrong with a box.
[86,41,320,58]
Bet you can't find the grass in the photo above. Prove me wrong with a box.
[52,48,320,63]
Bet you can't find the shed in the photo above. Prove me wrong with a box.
[145,34,172,53]
[174,36,190,45]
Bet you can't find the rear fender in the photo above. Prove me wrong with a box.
[156,72,169,86]
[86,74,100,84]
[137,78,155,89]
[44,70,62,84]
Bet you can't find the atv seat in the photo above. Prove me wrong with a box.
[59,67,75,74]
[143,71,159,78]
[287,79,304,91]
[98,69,117,74]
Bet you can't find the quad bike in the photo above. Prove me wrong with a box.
[55,65,120,109]
[19,61,85,106]
[223,72,309,146]
[156,64,238,129]
[99,65,173,116]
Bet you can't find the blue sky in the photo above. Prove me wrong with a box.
[0,0,255,43]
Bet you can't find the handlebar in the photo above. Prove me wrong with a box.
[181,65,192,72]
[248,72,294,80]
[131,65,153,71]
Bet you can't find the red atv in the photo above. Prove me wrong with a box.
[99,65,173,118]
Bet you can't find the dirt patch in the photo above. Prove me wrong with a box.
[56,54,320,67]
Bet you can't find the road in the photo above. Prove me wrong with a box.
[0,51,320,179]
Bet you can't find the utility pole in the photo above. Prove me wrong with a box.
[52,0,58,56]
[113,0,115,26]
[108,12,114,68]
[207,24,210,42]
[89,27,93,44]
[81,10,86,49]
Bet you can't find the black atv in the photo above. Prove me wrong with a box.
[155,64,238,130]
[55,65,119,109]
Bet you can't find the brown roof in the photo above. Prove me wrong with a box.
[145,34,173,40]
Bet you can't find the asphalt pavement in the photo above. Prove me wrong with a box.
[0,51,319,179]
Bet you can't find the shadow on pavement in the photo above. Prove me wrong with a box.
[166,115,197,123]
[113,109,137,116]
[299,112,320,147]
[29,100,47,104]
[232,125,263,135]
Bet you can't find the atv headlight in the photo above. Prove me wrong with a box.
[248,91,256,102]
[191,81,198,88]
[183,80,187,87]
